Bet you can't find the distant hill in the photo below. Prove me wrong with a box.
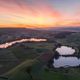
[46,27,80,32]
[0,27,79,43]
[0,27,80,33]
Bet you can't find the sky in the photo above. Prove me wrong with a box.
[0,0,80,28]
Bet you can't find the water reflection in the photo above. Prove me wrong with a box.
[0,38,47,48]
[51,46,80,68]
[53,56,80,68]
[56,46,75,55]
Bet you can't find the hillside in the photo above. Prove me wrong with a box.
[0,29,80,80]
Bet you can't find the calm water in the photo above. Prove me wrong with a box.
[56,46,76,55]
[53,56,80,68]
[52,46,79,68]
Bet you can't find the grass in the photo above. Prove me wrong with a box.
[4,59,35,76]
[39,68,80,80]
[0,37,80,80]
[2,48,53,80]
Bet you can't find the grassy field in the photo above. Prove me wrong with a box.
[0,32,80,80]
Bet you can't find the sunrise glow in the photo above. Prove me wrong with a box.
[0,0,80,28]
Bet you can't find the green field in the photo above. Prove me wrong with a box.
[0,32,80,80]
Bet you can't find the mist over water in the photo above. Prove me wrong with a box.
[0,38,47,48]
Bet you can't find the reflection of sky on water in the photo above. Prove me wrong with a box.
[53,56,80,68]
[0,38,47,48]
[56,46,75,55]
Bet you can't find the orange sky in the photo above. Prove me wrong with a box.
[0,0,80,28]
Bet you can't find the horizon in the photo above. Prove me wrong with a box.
[0,25,80,29]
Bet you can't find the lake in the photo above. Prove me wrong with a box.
[56,46,76,55]
[53,56,80,68]
[52,46,80,68]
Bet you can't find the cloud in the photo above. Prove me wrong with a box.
[0,0,79,28]
[0,0,61,27]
